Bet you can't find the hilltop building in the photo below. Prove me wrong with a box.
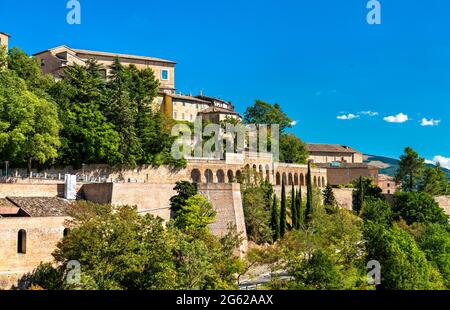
[377,174,399,195]
[33,45,176,93]
[306,144,378,186]
[33,45,240,123]
[0,32,10,52]
[306,144,363,164]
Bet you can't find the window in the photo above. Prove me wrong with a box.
[161,69,169,81]
[18,229,27,254]
[41,59,46,67]
[173,112,177,119]
[63,228,70,237]
[182,113,185,120]
[387,183,390,187]
[183,102,186,107]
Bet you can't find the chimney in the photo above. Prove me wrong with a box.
[64,174,77,200]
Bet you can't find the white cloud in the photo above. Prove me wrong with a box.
[383,113,409,123]
[290,120,299,126]
[337,113,359,120]
[420,118,441,127]
[360,111,379,117]
[427,156,450,170]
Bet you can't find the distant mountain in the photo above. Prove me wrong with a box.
[364,154,450,179]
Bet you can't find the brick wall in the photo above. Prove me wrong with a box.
[0,216,69,289]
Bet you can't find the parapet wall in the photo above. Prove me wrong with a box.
[198,183,248,255]
[435,196,450,217]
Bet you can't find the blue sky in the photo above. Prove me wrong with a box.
[1,0,449,165]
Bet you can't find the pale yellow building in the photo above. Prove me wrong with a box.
[0,32,10,52]
[33,44,240,124]
[33,45,176,93]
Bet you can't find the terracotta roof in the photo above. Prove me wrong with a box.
[7,197,73,217]
[317,163,377,169]
[170,93,211,104]
[33,45,176,64]
[0,199,20,216]
[198,106,240,115]
[307,144,360,154]
[73,48,176,64]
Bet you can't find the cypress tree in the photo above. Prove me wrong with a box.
[355,176,365,214]
[296,188,302,228]
[280,179,287,237]
[270,194,280,242]
[291,183,297,230]
[323,183,336,206]
[305,161,313,222]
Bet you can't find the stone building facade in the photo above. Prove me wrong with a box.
[306,144,363,164]
[33,45,176,93]
[377,174,399,195]
[0,32,10,53]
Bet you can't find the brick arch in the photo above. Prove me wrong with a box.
[282,173,287,185]
[191,169,201,183]
[216,169,225,183]
[265,165,270,182]
[300,173,305,186]
[236,170,242,183]
[313,176,317,187]
[276,172,281,185]
[322,176,326,187]
[288,173,293,185]
[205,169,213,183]
[227,170,234,183]
[294,173,299,185]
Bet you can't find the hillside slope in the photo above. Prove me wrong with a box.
[364,154,450,179]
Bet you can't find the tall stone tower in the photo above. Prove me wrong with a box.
[0,32,10,52]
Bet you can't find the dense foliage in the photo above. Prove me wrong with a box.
[1,48,185,171]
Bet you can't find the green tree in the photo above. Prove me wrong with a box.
[0,70,60,173]
[392,191,449,225]
[279,133,308,164]
[7,47,54,94]
[51,62,121,167]
[242,185,273,244]
[419,164,449,196]
[27,202,242,290]
[352,177,384,214]
[359,198,393,226]
[305,161,314,222]
[295,188,303,228]
[270,194,280,242]
[323,183,336,207]
[170,181,198,214]
[291,183,297,230]
[280,179,287,237]
[415,223,450,288]
[243,100,293,133]
[395,147,425,192]
[363,222,445,290]
[105,58,142,166]
[290,249,343,290]
[174,194,217,236]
